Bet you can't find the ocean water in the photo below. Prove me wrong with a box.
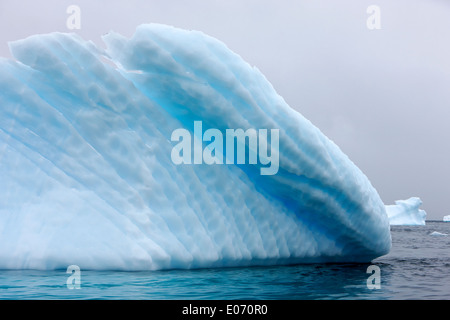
[0,221,449,300]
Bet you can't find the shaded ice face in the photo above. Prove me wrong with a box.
[0,24,391,270]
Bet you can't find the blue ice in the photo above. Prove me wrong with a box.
[0,24,391,270]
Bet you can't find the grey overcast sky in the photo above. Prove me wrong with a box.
[1,0,449,219]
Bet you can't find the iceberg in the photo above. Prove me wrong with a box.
[385,197,427,226]
[429,231,447,236]
[0,24,391,270]
[443,215,450,222]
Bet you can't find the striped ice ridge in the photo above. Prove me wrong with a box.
[0,24,391,270]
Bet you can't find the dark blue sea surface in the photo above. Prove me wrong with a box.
[0,221,449,299]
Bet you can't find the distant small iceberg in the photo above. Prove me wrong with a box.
[443,215,450,222]
[385,197,426,226]
[429,231,448,237]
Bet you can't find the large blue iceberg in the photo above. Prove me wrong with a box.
[0,24,391,270]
